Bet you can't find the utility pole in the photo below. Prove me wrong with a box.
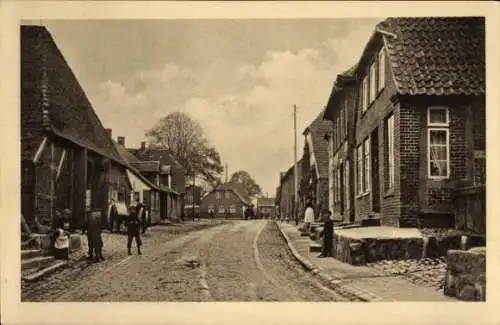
[293,104,298,223]
[225,163,228,183]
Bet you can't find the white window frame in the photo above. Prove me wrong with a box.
[229,204,236,213]
[344,160,350,210]
[369,63,376,104]
[386,114,395,189]
[216,192,221,199]
[362,77,369,112]
[427,107,450,179]
[218,205,225,213]
[428,128,450,179]
[225,191,231,199]
[356,145,363,195]
[378,48,386,92]
[363,137,371,194]
[428,106,450,127]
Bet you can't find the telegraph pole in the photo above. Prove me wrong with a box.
[293,105,298,223]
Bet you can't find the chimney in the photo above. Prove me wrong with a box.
[105,128,112,138]
[141,141,146,150]
[117,136,125,146]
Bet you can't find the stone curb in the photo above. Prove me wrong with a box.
[276,221,383,302]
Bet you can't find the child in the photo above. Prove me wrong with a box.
[53,227,70,260]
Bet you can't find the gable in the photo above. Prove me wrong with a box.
[21,26,123,163]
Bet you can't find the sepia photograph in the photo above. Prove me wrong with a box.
[1,1,497,325]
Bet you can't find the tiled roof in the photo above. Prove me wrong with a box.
[209,182,252,205]
[129,161,160,173]
[378,17,485,96]
[303,109,333,179]
[112,141,162,192]
[129,148,184,171]
[257,197,275,207]
[21,26,124,163]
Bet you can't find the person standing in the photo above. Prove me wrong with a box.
[83,212,104,262]
[126,205,142,255]
[303,202,315,234]
[318,209,334,258]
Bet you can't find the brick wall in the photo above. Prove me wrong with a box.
[354,41,400,226]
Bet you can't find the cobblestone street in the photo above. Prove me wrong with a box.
[22,220,346,302]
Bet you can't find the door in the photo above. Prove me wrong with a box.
[339,163,344,216]
[371,128,381,213]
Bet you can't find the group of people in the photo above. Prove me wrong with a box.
[302,201,335,258]
[46,199,149,263]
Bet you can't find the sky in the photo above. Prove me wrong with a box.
[27,18,382,197]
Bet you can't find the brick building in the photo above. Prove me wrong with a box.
[21,25,132,230]
[127,140,185,220]
[324,17,485,228]
[300,111,332,216]
[278,161,302,221]
[200,182,252,219]
[112,135,165,225]
[323,65,358,223]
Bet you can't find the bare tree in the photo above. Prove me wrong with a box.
[146,112,224,186]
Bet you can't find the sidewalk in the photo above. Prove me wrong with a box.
[278,222,456,302]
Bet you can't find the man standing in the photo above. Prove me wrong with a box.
[303,201,315,234]
[82,212,104,262]
[318,209,334,258]
[127,205,142,255]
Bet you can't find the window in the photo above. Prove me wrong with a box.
[218,205,225,213]
[337,116,341,146]
[344,161,350,209]
[343,106,348,138]
[216,191,221,199]
[230,205,236,213]
[428,107,450,179]
[428,107,449,127]
[208,204,214,211]
[225,191,231,199]
[363,138,371,193]
[378,48,386,91]
[356,145,363,195]
[385,114,395,189]
[362,77,369,112]
[369,62,376,104]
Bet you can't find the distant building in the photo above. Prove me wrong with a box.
[278,161,302,221]
[127,141,185,221]
[256,197,276,218]
[200,182,252,219]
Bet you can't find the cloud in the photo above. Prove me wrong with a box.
[89,20,379,195]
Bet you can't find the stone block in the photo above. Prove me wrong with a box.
[361,218,381,227]
[436,235,462,256]
[444,249,486,301]
[466,235,486,250]
[348,242,366,265]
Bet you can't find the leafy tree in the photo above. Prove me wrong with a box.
[146,112,223,186]
[229,170,262,198]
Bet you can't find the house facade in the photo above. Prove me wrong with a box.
[278,161,302,221]
[256,197,276,218]
[323,66,358,223]
[300,112,332,216]
[200,182,252,219]
[21,25,132,231]
[112,134,165,225]
[324,17,485,229]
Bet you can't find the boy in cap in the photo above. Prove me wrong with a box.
[318,209,334,258]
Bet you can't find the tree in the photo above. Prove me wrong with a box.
[146,112,224,186]
[229,170,262,198]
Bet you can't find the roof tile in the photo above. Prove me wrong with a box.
[378,17,484,96]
